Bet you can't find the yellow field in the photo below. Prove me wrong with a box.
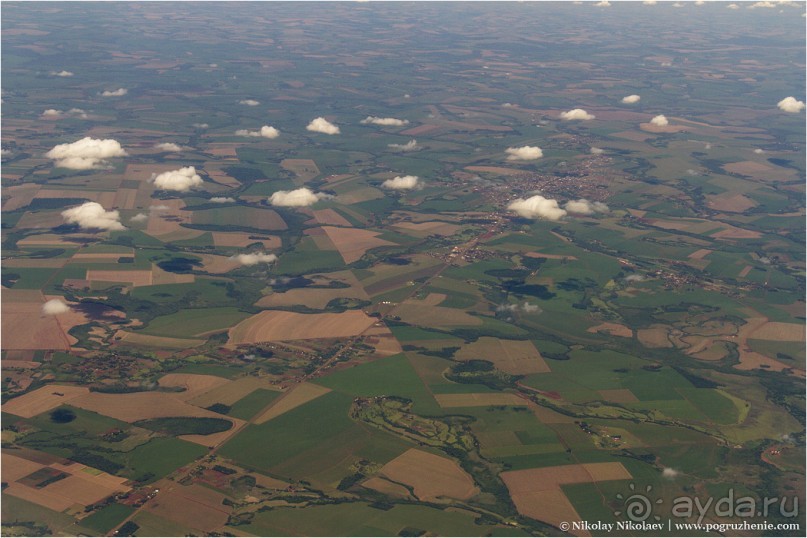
[392,220,461,236]
[86,269,153,287]
[321,226,394,264]
[394,299,482,329]
[69,391,236,423]
[377,448,479,502]
[115,330,205,349]
[144,483,232,532]
[312,209,353,227]
[158,373,232,401]
[502,462,631,532]
[454,337,549,374]
[254,382,331,424]
[1,297,71,351]
[586,322,633,338]
[212,232,281,249]
[749,322,805,342]
[434,393,526,407]
[2,452,130,513]
[189,376,281,408]
[228,310,377,344]
[2,384,89,418]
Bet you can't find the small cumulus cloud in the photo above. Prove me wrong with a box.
[560,108,595,121]
[749,1,776,8]
[727,3,740,9]
[235,125,280,138]
[505,146,543,161]
[643,0,657,4]
[45,137,127,169]
[130,213,149,223]
[621,94,641,104]
[61,201,126,231]
[306,117,340,135]
[210,196,236,203]
[42,108,88,119]
[193,123,209,129]
[754,148,765,154]
[101,88,127,97]
[522,302,540,313]
[508,195,567,221]
[625,274,645,282]
[1,148,12,157]
[151,166,203,192]
[149,204,170,211]
[501,102,517,108]
[777,96,805,113]
[153,142,185,152]
[230,252,278,266]
[564,199,609,215]
[42,299,70,315]
[239,99,260,106]
[361,116,409,126]
[269,187,328,207]
[650,114,669,126]
[590,147,605,155]
[388,139,419,152]
[50,70,74,77]
[662,468,680,479]
[382,175,421,190]
[594,1,611,6]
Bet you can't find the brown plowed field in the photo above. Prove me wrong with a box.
[228,310,377,344]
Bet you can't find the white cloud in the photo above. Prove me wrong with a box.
[643,1,657,4]
[306,117,340,135]
[151,166,203,192]
[594,1,611,6]
[230,252,278,266]
[149,204,170,211]
[61,201,126,231]
[564,199,609,215]
[590,147,605,155]
[727,3,740,9]
[239,99,260,106]
[235,125,280,138]
[45,137,127,169]
[130,213,149,223]
[672,2,684,7]
[1,149,12,157]
[361,116,409,126]
[505,146,543,161]
[210,196,236,203]
[193,123,209,129]
[42,299,70,315]
[508,195,567,221]
[621,94,641,104]
[749,1,776,8]
[625,274,645,282]
[777,96,805,113]
[153,142,185,152]
[382,175,420,190]
[662,468,680,479]
[650,114,669,126]
[101,88,127,97]
[501,102,517,108]
[388,139,419,152]
[754,148,765,154]
[695,0,705,4]
[51,70,74,77]
[269,187,327,207]
[560,108,595,121]
[522,302,540,313]
[42,108,88,119]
